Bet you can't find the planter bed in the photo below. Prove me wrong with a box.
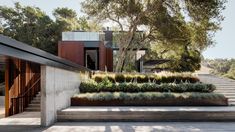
[71,92,228,106]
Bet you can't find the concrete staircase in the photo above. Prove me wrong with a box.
[25,92,40,112]
[198,74,235,105]
[57,106,235,122]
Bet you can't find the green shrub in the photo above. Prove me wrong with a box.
[79,81,216,93]
[73,92,226,101]
[94,76,104,83]
[115,74,125,83]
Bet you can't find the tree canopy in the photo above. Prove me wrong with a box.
[203,59,235,80]
[0,3,101,54]
[82,0,226,72]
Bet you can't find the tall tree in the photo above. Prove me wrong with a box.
[0,3,98,54]
[82,0,226,72]
[0,3,57,53]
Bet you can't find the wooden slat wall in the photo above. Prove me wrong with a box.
[5,58,40,116]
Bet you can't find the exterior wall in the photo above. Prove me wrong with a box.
[106,48,113,72]
[99,42,106,71]
[58,41,84,66]
[41,66,81,126]
[99,43,113,72]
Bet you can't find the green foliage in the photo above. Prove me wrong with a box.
[92,72,200,84]
[0,3,56,53]
[73,92,225,101]
[82,0,226,72]
[0,3,100,54]
[203,59,235,80]
[79,81,216,93]
[115,74,125,83]
[224,63,235,80]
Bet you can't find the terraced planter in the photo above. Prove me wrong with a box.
[71,97,228,106]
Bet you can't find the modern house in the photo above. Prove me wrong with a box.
[58,30,146,72]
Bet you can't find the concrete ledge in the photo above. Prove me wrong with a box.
[57,106,235,122]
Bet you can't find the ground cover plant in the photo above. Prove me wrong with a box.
[73,92,225,101]
[92,72,200,83]
[79,79,216,93]
[73,72,228,106]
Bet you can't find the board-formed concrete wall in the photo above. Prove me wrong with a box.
[41,66,81,126]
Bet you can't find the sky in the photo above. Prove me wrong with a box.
[0,0,234,59]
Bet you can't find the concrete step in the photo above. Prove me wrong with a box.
[214,84,234,87]
[57,106,235,122]
[28,104,40,108]
[214,84,235,86]
[229,103,235,105]
[31,99,40,104]
[216,88,235,90]
[33,97,41,100]
[228,99,235,102]
[215,90,235,92]
[25,107,40,112]
[216,93,235,95]
[225,96,235,99]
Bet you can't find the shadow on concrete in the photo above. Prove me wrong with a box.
[0,112,42,132]
[0,125,46,132]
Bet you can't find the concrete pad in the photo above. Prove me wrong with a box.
[0,112,43,132]
[0,112,40,125]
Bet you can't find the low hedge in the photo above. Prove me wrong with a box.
[73,92,226,101]
[71,92,227,106]
[92,72,200,84]
[79,81,216,93]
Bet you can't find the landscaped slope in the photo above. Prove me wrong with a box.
[72,72,228,106]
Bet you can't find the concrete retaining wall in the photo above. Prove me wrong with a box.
[41,66,82,126]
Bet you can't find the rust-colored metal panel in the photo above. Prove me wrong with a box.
[5,59,9,117]
[99,42,106,71]
[58,41,84,66]
[106,48,113,72]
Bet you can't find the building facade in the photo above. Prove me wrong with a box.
[58,31,113,71]
[58,31,147,72]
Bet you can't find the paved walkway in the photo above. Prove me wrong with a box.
[0,112,235,132]
[1,121,235,132]
[45,122,235,132]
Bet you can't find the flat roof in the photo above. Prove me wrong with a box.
[0,34,90,72]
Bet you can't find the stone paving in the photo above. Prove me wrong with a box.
[1,121,235,132]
